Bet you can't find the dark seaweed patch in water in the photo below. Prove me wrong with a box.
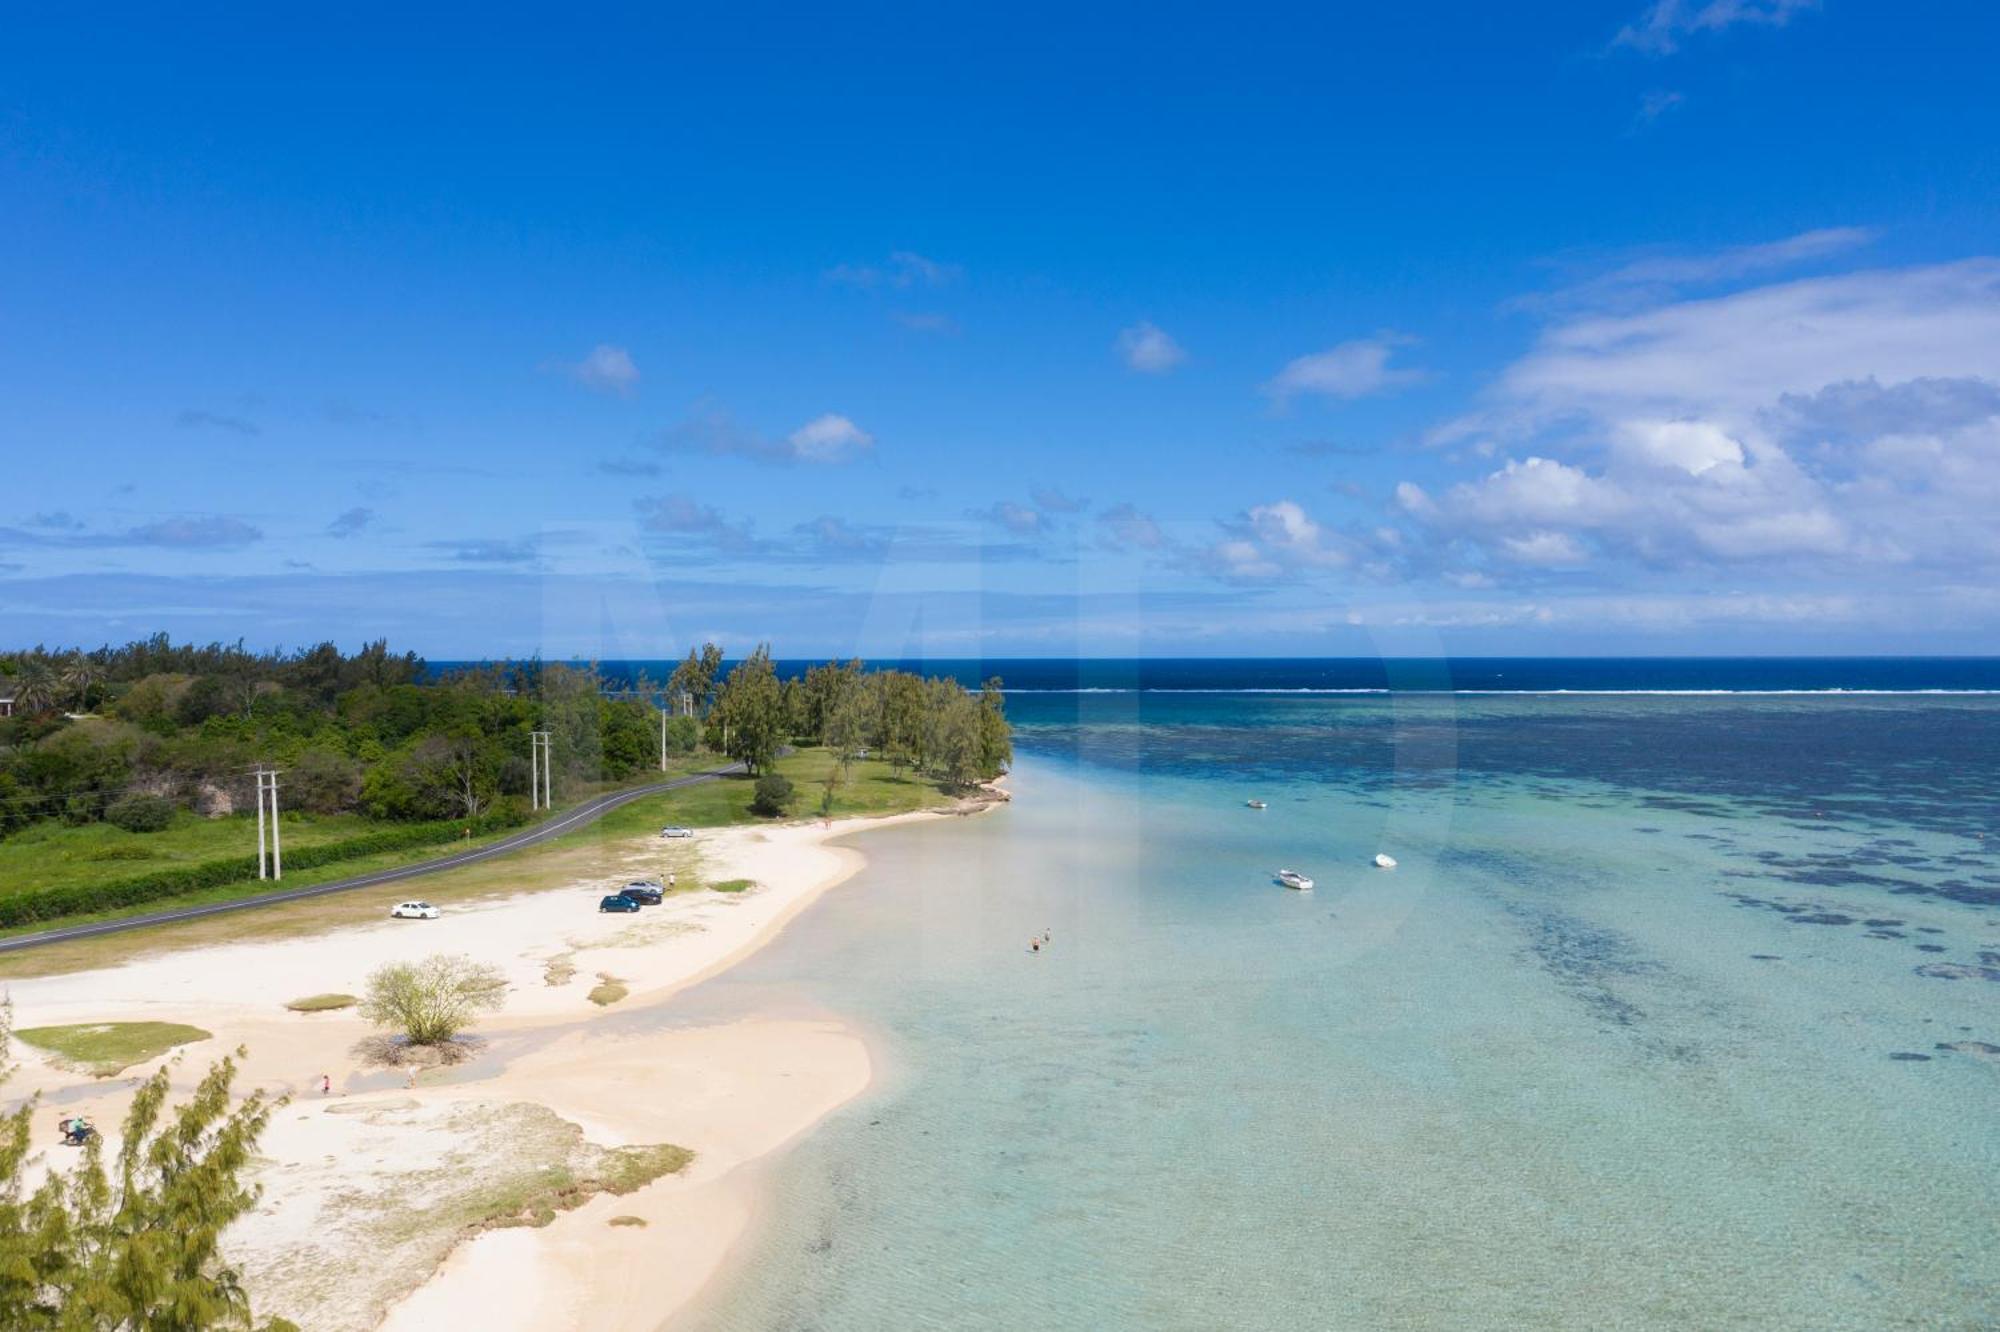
[1790,912,1855,926]
[1914,962,2000,982]
[1936,1040,2000,1058]
[1887,1052,1933,1061]
[1915,944,1949,953]
[1490,897,1683,1045]
[1862,918,1905,927]
[1750,954,1783,961]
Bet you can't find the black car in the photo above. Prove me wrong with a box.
[599,894,642,913]
[619,883,664,906]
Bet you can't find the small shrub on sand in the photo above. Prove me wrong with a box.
[284,993,358,1013]
[14,1021,211,1076]
[608,1215,647,1228]
[543,953,577,987]
[587,974,629,1007]
[360,953,507,1045]
[712,878,753,894]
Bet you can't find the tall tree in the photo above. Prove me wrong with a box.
[712,645,785,773]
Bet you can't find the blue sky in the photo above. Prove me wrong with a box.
[5,2,1999,658]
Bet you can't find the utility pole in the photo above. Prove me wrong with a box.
[267,769,282,879]
[530,731,552,810]
[254,767,268,879]
[253,767,283,880]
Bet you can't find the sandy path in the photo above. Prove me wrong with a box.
[0,790,1003,1330]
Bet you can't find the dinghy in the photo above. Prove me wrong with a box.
[1373,853,1397,870]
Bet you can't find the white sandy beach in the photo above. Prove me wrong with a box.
[1,789,1004,1331]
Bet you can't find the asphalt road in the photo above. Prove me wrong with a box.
[0,763,745,955]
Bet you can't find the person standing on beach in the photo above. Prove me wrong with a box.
[320,1072,331,1096]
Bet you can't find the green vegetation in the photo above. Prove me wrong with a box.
[360,954,507,1045]
[283,993,357,1013]
[13,1020,212,1076]
[0,635,1010,936]
[0,1020,295,1330]
[586,973,629,1006]
[750,771,795,816]
[463,1139,691,1232]
[607,1214,648,1228]
[711,878,753,894]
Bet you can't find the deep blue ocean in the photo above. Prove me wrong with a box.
[477,655,2000,696]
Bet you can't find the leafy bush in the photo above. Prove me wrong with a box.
[104,793,175,833]
[360,953,508,1045]
[749,772,794,817]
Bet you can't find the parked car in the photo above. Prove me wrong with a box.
[390,901,439,920]
[599,895,642,913]
[619,883,664,906]
[660,826,694,839]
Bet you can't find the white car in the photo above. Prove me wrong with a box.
[390,901,440,920]
[660,826,694,839]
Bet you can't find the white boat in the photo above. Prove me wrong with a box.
[1276,868,1314,891]
[1246,799,1267,809]
[1373,853,1398,870]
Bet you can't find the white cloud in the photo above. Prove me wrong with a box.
[786,413,874,463]
[1613,419,1744,475]
[1201,499,1354,580]
[1525,227,1878,313]
[972,500,1045,536]
[1116,321,1187,374]
[563,344,640,395]
[1499,531,1589,568]
[1265,335,1424,405]
[828,251,961,289]
[1616,0,1819,55]
[1635,89,1685,125]
[1096,502,1167,551]
[657,405,873,465]
[1406,255,2000,578]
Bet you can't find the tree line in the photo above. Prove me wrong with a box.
[0,638,1009,839]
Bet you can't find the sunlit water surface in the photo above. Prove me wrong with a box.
[660,694,2000,1329]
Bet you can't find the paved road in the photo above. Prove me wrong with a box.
[0,763,745,955]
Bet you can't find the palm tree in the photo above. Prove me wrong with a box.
[60,653,98,713]
[12,657,59,715]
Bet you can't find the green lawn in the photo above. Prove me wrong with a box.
[0,810,393,894]
[645,749,958,826]
[15,1020,212,1076]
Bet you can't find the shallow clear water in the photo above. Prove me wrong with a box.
[671,695,2000,1329]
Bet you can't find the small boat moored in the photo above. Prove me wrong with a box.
[1373,853,1398,870]
[1246,799,1267,809]
[1276,868,1314,891]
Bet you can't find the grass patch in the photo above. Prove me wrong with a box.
[16,1020,211,1076]
[466,1140,692,1231]
[586,973,629,1006]
[543,953,577,987]
[711,878,753,894]
[0,810,397,895]
[608,1214,647,1228]
[644,750,959,828]
[284,992,358,1013]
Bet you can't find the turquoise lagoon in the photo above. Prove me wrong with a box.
[671,693,1999,1329]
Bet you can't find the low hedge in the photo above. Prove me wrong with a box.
[0,809,529,929]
